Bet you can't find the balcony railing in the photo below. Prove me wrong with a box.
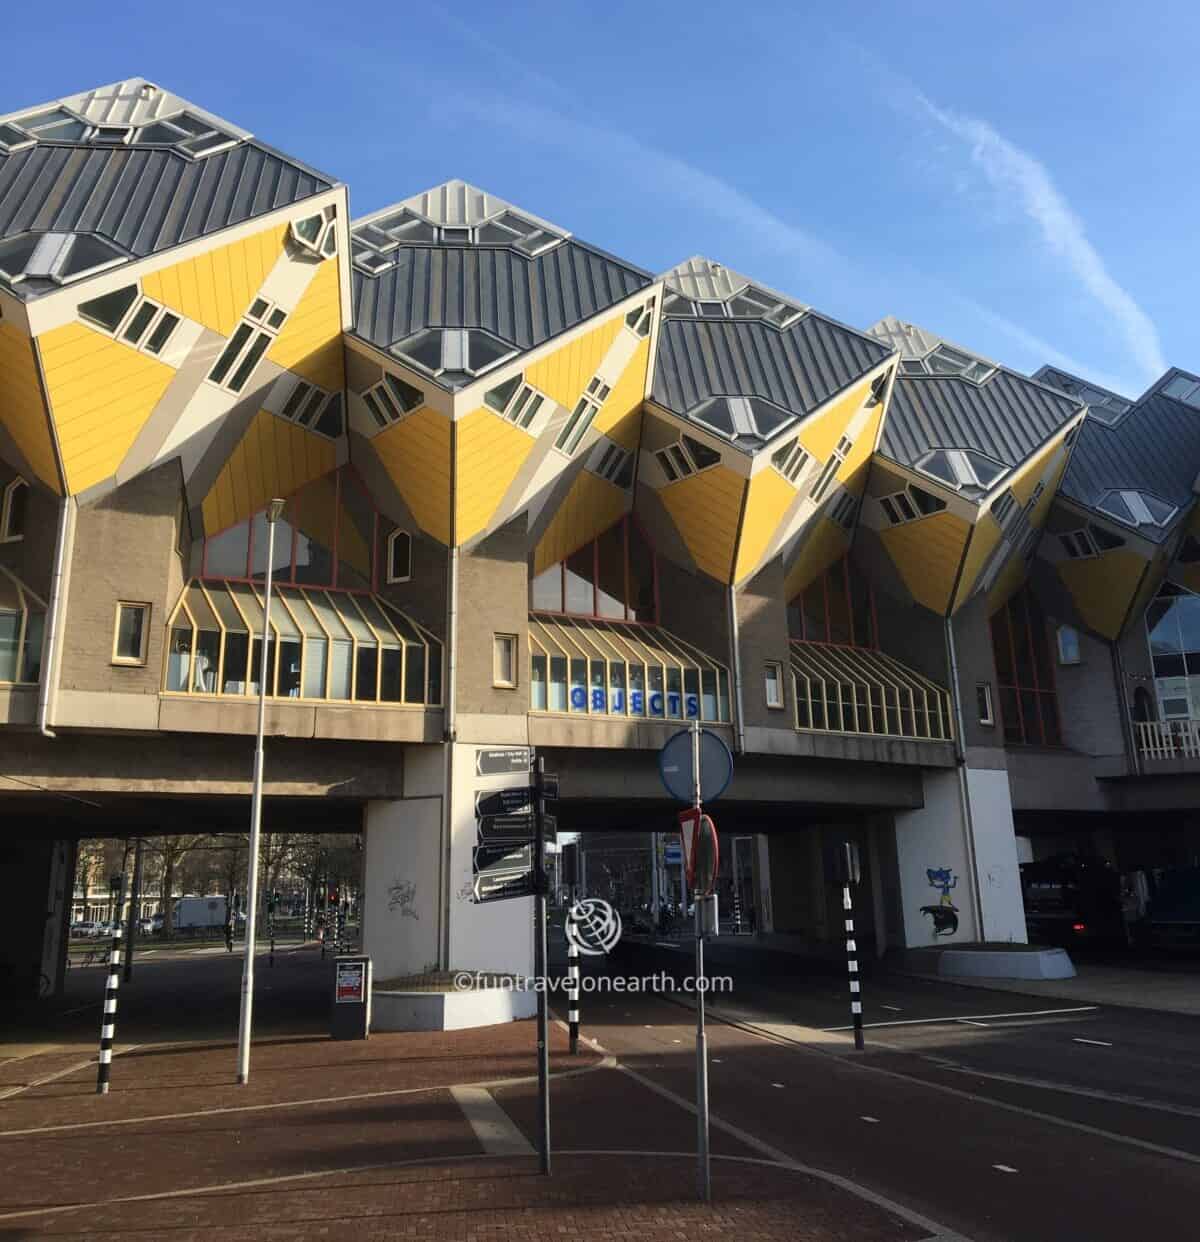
[1135,719,1200,760]
[790,641,953,743]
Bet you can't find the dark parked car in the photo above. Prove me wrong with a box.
[1020,855,1124,946]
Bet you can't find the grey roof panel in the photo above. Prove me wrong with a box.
[349,239,651,364]
[0,141,331,297]
[1061,382,1200,540]
[879,370,1081,470]
[650,313,892,439]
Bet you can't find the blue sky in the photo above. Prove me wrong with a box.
[8,2,1194,396]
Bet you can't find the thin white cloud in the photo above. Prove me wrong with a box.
[439,89,847,280]
[913,92,1166,383]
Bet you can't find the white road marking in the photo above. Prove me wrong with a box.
[771,1082,785,1088]
[861,1115,880,1123]
[993,1164,1018,1174]
[450,1085,534,1156]
[823,1006,1098,1031]
[0,1045,142,1102]
[957,1020,989,1028]
[712,1058,722,1063]
[1072,1038,1113,1047]
[672,1038,681,1043]
[880,1005,903,1012]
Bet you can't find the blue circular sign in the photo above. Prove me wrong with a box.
[658,729,734,804]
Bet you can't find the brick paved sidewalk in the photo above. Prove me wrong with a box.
[0,1023,935,1241]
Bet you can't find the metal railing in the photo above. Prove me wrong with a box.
[790,641,953,743]
[1135,719,1200,760]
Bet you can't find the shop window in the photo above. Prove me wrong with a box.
[530,516,657,622]
[1145,582,1200,720]
[0,567,46,684]
[989,588,1062,746]
[787,557,878,648]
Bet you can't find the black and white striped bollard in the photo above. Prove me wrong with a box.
[96,875,126,1094]
[567,930,580,1053]
[840,841,864,1051]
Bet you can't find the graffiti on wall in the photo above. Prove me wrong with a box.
[920,866,959,936]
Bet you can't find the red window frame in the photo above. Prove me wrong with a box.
[989,588,1063,746]
[530,514,659,624]
[789,556,879,648]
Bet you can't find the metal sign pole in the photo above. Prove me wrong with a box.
[691,718,711,1203]
[534,754,552,1174]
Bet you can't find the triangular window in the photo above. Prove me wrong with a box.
[530,516,657,622]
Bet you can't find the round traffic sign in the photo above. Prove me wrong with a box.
[658,728,733,804]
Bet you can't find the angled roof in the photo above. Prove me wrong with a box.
[1059,370,1200,542]
[348,180,651,388]
[650,256,892,453]
[869,317,1082,487]
[0,78,334,300]
[1032,366,1133,425]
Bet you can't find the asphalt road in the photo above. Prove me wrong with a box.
[555,942,1200,1242]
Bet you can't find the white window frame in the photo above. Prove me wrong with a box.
[555,376,610,456]
[1,476,28,542]
[207,299,289,394]
[976,682,994,726]
[765,661,784,709]
[830,491,858,530]
[386,529,412,584]
[290,207,338,260]
[112,602,151,667]
[771,438,810,484]
[493,633,518,689]
[591,442,633,487]
[277,378,341,438]
[655,435,721,484]
[484,375,549,434]
[78,285,182,358]
[1059,528,1099,560]
[363,373,424,429]
[624,299,655,338]
[810,437,852,503]
[1056,625,1081,666]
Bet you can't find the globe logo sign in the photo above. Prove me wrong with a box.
[564,899,622,956]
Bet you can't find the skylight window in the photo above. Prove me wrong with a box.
[1096,490,1176,528]
[669,283,802,329]
[904,345,995,384]
[133,112,237,158]
[916,448,1006,497]
[15,108,89,142]
[1038,368,1131,422]
[391,328,516,384]
[1162,374,1200,411]
[691,396,794,445]
[0,231,126,288]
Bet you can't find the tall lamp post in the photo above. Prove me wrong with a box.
[236,497,286,1085]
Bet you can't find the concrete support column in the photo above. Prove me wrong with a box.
[0,838,76,1001]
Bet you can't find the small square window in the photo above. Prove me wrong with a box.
[765,661,784,709]
[493,633,517,688]
[113,602,151,666]
[976,682,994,727]
[1056,625,1081,665]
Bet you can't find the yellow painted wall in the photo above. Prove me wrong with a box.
[141,222,288,338]
[0,321,59,492]
[735,466,796,583]
[1057,547,1149,640]
[200,408,336,534]
[783,516,849,601]
[455,406,539,544]
[38,322,174,494]
[658,464,746,583]
[524,314,624,411]
[879,511,972,614]
[266,260,344,391]
[593,337,650,448]
[835,392,884,490]
[533,470,630,575]
[953,515,1004,612]
[797,374,873,463]
[369,407,451,545]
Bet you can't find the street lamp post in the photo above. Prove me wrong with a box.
[236,498,286,1085]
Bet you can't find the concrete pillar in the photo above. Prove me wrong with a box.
[0,838,75,1001]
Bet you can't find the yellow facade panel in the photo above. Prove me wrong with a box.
[39,322,174,494]
[1057,547,1148,640]
[533,470,630,576]
[797,375,873,463]
[369,407,451,545]
[879,511,972,614]
[454,406,539,545]
[593,337,650,446]
[952,516,1004,612]
[658,464,746,583]
[266,260,344,391]
[524,315,625,412]
[141,222,289,337]
[200,409,336,535]
[0,320,59,491]
[735,466,796,583]
[836,393,884,487]
[783,517,850,602]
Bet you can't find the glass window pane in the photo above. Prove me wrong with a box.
[404,644,426,702]
[531,564,562,611]
[228,331,272,392]
[167,624,192,691]
[221,632,250,694]
[427,639,443,704]
[250,515,294,583]
[629,664,646,715]
[569,657,588,712]
[354,645,378,701]
[589,659,606,713]
[608,661,627,714]
[565,545,594,614]
[335,596,375,643]
[209,323,253,385]
[122,300,157,344]
[194,629,219,693]
[277,586,323,637]
[277,639,301,697]
[666,667,683,717]
[115,605,146,660]
[306,591,351,640]
[549,655,567,711]
[701,669,718,720]
[80,285,138,332]
[627,522,655,621]
[381,647,403,702]
[227,583,264,634]
[596,523,625,619]
[329,640,352,699]
[204,522,249,577]
[531,654,548,710]
[357,597,400,647]
[19,610,43,682]
[303,637,327,698]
